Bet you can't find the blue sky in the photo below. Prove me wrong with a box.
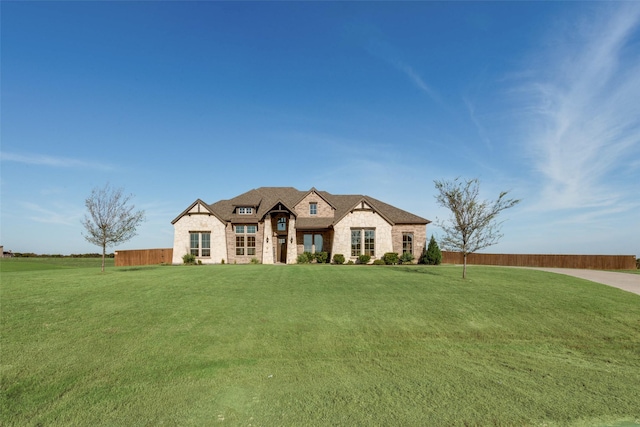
[1,2,639,256]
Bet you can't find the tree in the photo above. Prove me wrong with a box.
[81,184,145,272]
[434,177,520,278]
[423,235,442,265]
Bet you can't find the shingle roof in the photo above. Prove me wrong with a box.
[201,187,430,226]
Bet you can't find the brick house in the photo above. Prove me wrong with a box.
[171,187,430,264]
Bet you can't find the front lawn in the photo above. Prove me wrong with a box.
[1,264,638,426]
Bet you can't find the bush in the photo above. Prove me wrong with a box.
[637,257,640,269]
[357,254,371,265]
[333,254,345,265]
[373,259,386,265]
[315,251,329,264]
[422,235,442,265]
[250,257,261,264]
[400,252,414,264]
[382,252,399,265]
[347,260,355,265]
[182,253,196,265]
[297,252,314,264]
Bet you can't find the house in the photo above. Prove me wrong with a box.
[1,246,13,258]
[171,187,430,264]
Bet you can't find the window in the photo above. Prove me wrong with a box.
[351,228,375,257]
[364,230,375,256]
[403,233,413,255]
[303,233,324,253]
[235,225,256,256]
[277,217,287,232]
[304,234,313,252]
[309,203,317,215]
[238,207,253,215]
[351,230,361,257]
[189,232,211,257]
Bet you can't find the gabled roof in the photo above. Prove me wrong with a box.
[171,199,224,224]
[326,194,430,226]
[293,187,336,210]
[208,187,304,222]
[187,187,430,226]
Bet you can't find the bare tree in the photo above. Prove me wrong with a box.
[434,177,520,278]
[82,184,145,272]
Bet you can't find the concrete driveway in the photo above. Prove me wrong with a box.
[532,268,640,295]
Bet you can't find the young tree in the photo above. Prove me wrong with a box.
[434,178,520,278]
[423,235,442,265]
[81,184,146,272]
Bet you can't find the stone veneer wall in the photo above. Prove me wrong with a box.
[262,214,274,264]
[286,215,297,264]
[294,191,335,218]
[331,211,393,262]
[225,222,265,264]
[172,214,227,264]
[391,224,427,262]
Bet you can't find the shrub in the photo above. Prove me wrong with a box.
[358,254,371,265]
[315,251,329,264]
[250,257,261,264]
[333,254,345,265]
[637,257,640,269]
[297,252,314,264]
[422,235,442,265]
[373,259,386,265]
[221,259,225,264]
[182,253,196,265]
[382,252,399,265]
[400,252,414,264]
[346,260,355,265]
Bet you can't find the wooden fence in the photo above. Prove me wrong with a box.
[114,248,173,267]
[441,252,636,270]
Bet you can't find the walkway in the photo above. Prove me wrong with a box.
[532,268,640,296]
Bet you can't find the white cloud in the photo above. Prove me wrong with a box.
[395,61,440,102]
[517,4,640,212]
[464,98,492,150]
[19,201,83,226]
[0,151,114,171]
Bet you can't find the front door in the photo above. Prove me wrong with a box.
[278,238,287,263]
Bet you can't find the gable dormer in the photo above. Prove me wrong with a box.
[235,206,255,215]
[294,188,335,218]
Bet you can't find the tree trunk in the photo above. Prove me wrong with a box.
[463,252,467,279]
[101,243,106,273]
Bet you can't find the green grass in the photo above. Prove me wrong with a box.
[0,257,114,272]
[1,262,639,426]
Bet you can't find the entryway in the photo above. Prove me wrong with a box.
[277,237,287,263]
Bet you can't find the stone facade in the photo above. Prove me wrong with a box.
[171,207,227,264]
[391,224,427,261]
[171,187,429,265]
[262,213,274,264]
[224,222,265,264]
[294,191,335,218]
[331,210,393,261]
